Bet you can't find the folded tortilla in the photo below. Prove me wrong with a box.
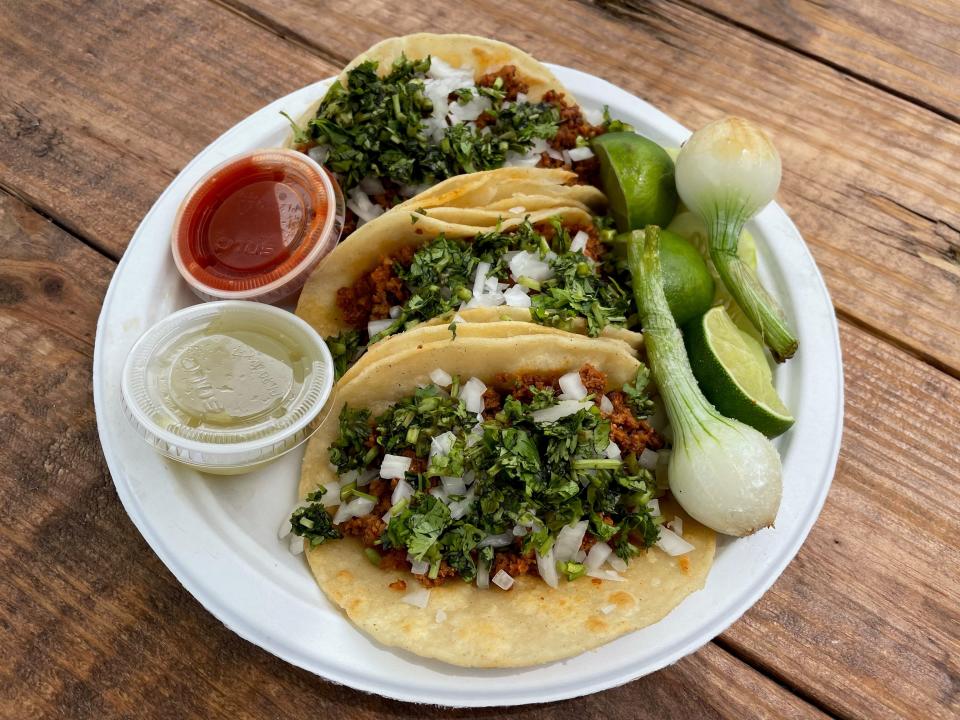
[288,33,572,144]
[299,330,715,667]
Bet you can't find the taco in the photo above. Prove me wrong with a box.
[289,330,715,667]
[295,184,641,378]
[283,33,629,234]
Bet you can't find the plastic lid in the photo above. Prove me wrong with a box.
[171,149,345,304]
[121,301,334,470]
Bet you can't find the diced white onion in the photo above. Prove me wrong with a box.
[429,486,448,503]
[477,555,490,589]
[434,609,447,623]
[429,368,452,387]
[656,526,695,556]
[359,175,386,196]
[380,454,413,479]
[448,485,476,520]
[288,535,305,555]
[429,431,457,460]
[347,187,385,225]
[605,441,622,460]
[600,603,616,615]
[585,541,613,571]
[574,549,587,563]
[465,289,505,308]
[587,568,626,582]
[509,250,554,283]
[466,423,484,448]
[536,546,559,589]
[389,305,402,319]
[472,261,491,296]
[512,524,527,537]
[504,150,541,167]
[479,533,514,548]
[583,106,604,126]
[367,318,393,338]
[492,569,515,590]
[332,496,375,525]
[516,92,528,103]
[356,468,377,488]
[647,498,661,517]
[503,284,532,308]
[567,146,595,162]
[307,145,330,164]
[409,556,430,575]
[400,587,431,609]
[639,448,659,470]
[600,394,614,414]
[545,145,564,161]
[448,93,492,123]
[440,476,466,496]
[452,313,466,324]
[460,377,487,414]
[570,230,590,253]
[667,516,684,537]
[531,399,591,424]
[391,479,414,506]
[314,481,340,508]
[554,520,589,563]
[558,372,588,400]
[607,554,628,573]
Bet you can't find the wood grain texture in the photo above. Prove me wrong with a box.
[723,322,960,719]
[0,0,958,717]
[193,0,960,376]
[0,189,829,719]
[0,0,338,259]
[688,0,960,120]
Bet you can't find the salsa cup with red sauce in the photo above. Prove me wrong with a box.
[172,149,344,304]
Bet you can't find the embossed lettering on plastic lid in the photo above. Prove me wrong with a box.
[121,301,334,472]
[171,149,345,304]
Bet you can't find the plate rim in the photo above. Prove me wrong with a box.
[93,63,844,707]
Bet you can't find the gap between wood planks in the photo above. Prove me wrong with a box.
[592,0,960,125]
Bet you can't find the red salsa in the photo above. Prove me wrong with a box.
[172,149,343,303]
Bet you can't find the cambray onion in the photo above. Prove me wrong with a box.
[675,116,798,361]
[629,226,782,536]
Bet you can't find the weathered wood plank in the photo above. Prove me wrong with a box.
[0,192,829,719]
[222,0,960,375]
[686,0,960,120]
[0,0,339,259]
[724,321,960,719]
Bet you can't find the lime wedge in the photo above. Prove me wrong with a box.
[684,306,795,437]
[592,132,678,231]
[667,209,760,339]
[615,229,714,326]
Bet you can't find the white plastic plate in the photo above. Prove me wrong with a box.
[94,65,843,707]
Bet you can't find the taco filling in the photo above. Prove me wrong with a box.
[326,217,634,377]
[289,363,667,589]
[287,56,628,233]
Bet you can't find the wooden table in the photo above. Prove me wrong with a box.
[1,1,957,717]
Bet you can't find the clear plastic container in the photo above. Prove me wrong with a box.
[171,149,344,304]
[121,301,334,474]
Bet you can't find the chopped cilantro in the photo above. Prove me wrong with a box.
[289,492,342,547]
[297,56,562,193]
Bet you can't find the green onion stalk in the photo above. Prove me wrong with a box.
[675,116,798,362]
[629,226,782,536]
